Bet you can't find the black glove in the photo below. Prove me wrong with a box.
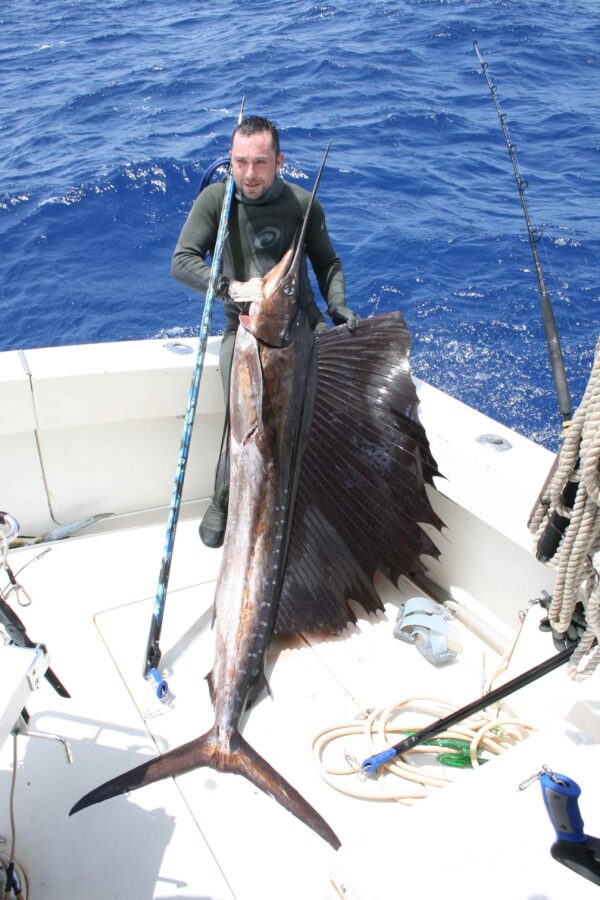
[538,594,588,651]
[331,304,359,332]
[215,275,230,301]
[314,321,328,336]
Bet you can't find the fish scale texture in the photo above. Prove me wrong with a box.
[274,311,443,635]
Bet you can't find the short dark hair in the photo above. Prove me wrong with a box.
[232,116,280,156]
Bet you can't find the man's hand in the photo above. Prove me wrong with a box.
[314,321,328,336]
[216,275,231,301]
[331,304,360,332]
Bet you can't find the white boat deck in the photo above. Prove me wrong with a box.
[2,507,600,899]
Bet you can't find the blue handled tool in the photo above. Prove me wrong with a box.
[539,768,585,843]
[519,765,600,886]
[541,769,600,885]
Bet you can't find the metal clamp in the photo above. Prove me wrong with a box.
[394,596,459,665]
[0,513,19,544]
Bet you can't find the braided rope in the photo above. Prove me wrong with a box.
[531,336,600,681]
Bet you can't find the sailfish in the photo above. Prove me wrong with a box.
[70,149,442,848]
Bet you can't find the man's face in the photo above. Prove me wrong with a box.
[230,130,284,200]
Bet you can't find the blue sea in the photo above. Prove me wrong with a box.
[1,0,598,451]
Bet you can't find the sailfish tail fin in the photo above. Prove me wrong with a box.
[232,732,340,848]
[69,727,340,849]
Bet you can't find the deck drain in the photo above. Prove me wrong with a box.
[476,433,512,452]
[164,341,194,355]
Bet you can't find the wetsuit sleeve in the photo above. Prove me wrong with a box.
[171,184,224,294]
[305,198,346,314]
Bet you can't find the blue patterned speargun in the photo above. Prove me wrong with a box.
[143,98,245,688]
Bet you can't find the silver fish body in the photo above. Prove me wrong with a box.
[209,316,317,715]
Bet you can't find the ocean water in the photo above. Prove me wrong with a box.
[1,0,598,451]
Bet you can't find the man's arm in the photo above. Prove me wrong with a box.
[171,184,224,294]
[304,197,345,310]
[305,198,359,331]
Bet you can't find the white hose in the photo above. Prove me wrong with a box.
[312,696,535,802]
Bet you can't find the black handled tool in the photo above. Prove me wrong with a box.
[362,645,574,773]
[0,595,70,698]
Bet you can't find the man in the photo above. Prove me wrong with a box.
[172,115,359,547]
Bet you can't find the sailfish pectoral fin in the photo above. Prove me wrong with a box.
[69,727,340,849]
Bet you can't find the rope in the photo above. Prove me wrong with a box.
[312,696,535,802]
[8,735,17,877]
[531,336,600,680]
[0,735,24,899]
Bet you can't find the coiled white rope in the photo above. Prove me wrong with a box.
[312,696,535,802]
[530,336,600,680]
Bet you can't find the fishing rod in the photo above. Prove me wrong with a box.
[473,41,573,430]
[143,98,245,688]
